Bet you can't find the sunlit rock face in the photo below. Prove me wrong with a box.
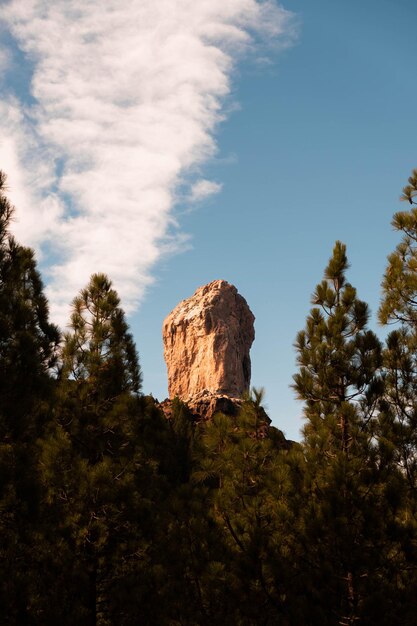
[162,280,255,403]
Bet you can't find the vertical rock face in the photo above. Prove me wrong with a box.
[163,280,255,402]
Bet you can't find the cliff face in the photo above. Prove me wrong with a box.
[162,280,255,404]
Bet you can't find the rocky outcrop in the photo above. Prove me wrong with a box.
[185,390,245,421]
[160,280,292,445]
[158,392,244,422]
[162,280,255,404]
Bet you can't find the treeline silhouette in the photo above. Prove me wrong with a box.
[2,169,417,625]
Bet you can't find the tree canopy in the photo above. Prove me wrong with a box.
[2,168,417,624]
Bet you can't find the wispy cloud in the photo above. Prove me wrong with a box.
[188,179,223,203]
[0,0,296,325]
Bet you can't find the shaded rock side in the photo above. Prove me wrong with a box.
[162,280,255,401]
[158,392,244,422]
[157,395,293,448]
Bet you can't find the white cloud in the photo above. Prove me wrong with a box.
[189,179,223,203]
[0,99,64,251]
[0,0,296,326]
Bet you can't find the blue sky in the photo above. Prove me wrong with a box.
[1,0,417,440]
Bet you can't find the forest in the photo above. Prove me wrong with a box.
[2,167,417,626]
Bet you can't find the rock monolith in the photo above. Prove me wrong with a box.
[162,280,255,406]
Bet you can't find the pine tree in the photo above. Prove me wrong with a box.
[293,241,401,625]
[377,168,417,620]
[379,168,417,328]
[37,274,152,625]
[0,171,60,623]
[0,171,60,439]
[378,168,417,478]
[62,272,141,394]
[379,168,417,482]
[192,392,296,625]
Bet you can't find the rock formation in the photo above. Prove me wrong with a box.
[160,280,292,446]
[162,280,255,412]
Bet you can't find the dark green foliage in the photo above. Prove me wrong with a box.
[379,174,417,487]
[379,172,417,497]
[377,169,417,615]
[4,168,417,623]
[0,171,60,624]
[0,171,60,440]
[167,397,197,483]
[400,167,417,206]
[36,274,156,624]
[293,241,405,625]
[61,272,141,396]
[191,391,298,625]
[380,217,417,326]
